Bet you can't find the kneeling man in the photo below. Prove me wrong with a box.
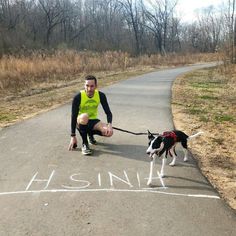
[68,75,113,155]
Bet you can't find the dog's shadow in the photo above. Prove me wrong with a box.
[146,174,219,196]
[77,141,216,194]
[149,175,213,190]
[91,142,197,167]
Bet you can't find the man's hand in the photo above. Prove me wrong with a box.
[105,123,113,137]
[68,136,78,151]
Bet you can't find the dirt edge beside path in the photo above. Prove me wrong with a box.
[172,68,236,211]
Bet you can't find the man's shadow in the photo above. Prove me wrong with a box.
[92,142,149,161]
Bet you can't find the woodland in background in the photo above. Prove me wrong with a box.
[0,0,236,62]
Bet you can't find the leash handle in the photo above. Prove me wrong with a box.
[113,126,158,136]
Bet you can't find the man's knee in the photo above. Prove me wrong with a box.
[77,113,89,125]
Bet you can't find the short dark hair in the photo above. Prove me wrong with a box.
[85,75,97,85]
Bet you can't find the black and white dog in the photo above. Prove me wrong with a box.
[146,130,203,186]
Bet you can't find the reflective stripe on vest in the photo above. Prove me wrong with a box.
[79,90,100,119]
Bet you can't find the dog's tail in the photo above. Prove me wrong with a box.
[188,131,204,140]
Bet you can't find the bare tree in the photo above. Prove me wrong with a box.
[38,0,64,46]
[143,0,178,55]
[168,16,181,52]
[96,0,125,50]
[227,0,236,62]
[0,0,230,55]
[118,0,144,55]
[0,0,20,30]
[194,6,222,52]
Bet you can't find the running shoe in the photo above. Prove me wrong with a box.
[81,144,92,155]
[88,135,97,145]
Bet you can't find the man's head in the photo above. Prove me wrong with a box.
[84,75,97,97]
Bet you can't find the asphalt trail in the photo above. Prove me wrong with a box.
[0,63,235,236]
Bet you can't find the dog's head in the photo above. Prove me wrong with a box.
[146,130,163,158]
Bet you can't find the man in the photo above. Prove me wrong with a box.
[68,75,113,155]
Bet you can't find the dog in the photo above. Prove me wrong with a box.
[146,130,203,186]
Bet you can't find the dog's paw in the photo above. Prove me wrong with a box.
[169,162,175,166]
[147,180,152,186]
[159,173,165,178]
[184,157,188,162]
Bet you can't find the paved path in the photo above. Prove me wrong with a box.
[0,64,235,236]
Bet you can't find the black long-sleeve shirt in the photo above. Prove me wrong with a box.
[71,91,112,135]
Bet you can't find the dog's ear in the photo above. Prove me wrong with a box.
[147,130,154,140]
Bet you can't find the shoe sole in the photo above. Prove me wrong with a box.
[82,152,92,155]
[82,150,92,155]
[89,141,97,145]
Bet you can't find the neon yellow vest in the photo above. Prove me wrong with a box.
[79,90,100,119]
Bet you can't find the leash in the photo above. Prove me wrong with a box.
[112,126,159,136]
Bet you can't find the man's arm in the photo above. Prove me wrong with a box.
[99,91,112,124]
[68,93,81,151]
[71,93,81,136]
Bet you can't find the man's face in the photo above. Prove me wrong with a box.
[84,79,97,97]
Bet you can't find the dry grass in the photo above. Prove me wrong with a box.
[0,50,218,126]
[0,67,156,127]
[172,64,236,210]
[0,50,217,96]
[0,51,128,93]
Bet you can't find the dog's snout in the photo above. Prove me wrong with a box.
[146,146,151,155]
[146,148,152,155]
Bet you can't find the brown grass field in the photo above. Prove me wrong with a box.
[0,50,235,210]
[172,64,236,210]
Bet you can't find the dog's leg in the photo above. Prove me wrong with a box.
[147,155,156,186]
[181,139,188,162]
[183,148,188,162]
[169,148,177,166]
[160,157,166,177]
